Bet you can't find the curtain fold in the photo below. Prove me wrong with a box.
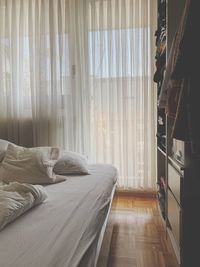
[0,0,157,190]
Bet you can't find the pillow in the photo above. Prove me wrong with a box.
[53,151,90,175]
[0,139,12,162]
[0,144,65,184]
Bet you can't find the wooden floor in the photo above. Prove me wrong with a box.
[97,194,179,267]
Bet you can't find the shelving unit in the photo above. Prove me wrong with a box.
[154,0,186,266]
[154,0,167,222]
[154,0,200,266]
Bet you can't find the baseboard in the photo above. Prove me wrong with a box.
[115,189,156,198]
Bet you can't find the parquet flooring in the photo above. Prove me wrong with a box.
[97,194,179,267]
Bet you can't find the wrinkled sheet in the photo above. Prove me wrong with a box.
[0,182,47,231]
[0,164,117,267]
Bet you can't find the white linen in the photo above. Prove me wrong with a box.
[0,182,47,231]
[0,139,12,162]
[0,144,65,184]
[0,164,117,267]
[53,151,90,175]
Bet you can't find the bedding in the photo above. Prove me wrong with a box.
[0,182,47,231]
[0,143,65,184]
[0,164,117,267]
[0,139,12,162]
[53,151,90,175]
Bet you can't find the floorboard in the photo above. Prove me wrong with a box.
[97,194,179,267]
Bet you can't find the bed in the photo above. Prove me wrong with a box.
[0,163,117,267]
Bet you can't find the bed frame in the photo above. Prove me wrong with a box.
[95,183,116,267]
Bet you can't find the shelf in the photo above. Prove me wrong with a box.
[157,146,166,156]
[154,1,198,266]
[156,0,167,225]
[157,192,165,220]
[160,176,167,191]
[168,156,184,175]
[156,133,166,152]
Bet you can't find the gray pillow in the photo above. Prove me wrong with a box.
[53,151,90,175]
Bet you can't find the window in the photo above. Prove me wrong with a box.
[89,28,150,78]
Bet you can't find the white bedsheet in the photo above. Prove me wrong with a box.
[0,182,47,231]
[0,164,117,267]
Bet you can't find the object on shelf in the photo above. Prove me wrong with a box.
[159,176,166,191]
[157,190,165,219]
[156,133,166,151]
[157,113,166,136]
[172,139,185,165]
[157,176,166,194]
[154,0,166,86]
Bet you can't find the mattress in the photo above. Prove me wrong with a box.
[0,164,117,267]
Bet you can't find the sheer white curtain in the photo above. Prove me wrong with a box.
[0,0,75,148]
[0,0,157,190]
[87,0,157,189]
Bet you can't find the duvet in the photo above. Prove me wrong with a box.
[0,182,47,231]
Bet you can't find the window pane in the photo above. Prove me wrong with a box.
[89,28,149,78]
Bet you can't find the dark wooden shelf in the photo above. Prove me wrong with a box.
[157,145,166,157]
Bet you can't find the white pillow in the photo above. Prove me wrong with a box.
[53,151,90,175]
[0,139,12,162]
[0,144,65,184]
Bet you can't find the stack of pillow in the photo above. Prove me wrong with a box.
[0,139,90,185]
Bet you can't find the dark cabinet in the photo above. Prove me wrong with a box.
[154,1,200,266]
